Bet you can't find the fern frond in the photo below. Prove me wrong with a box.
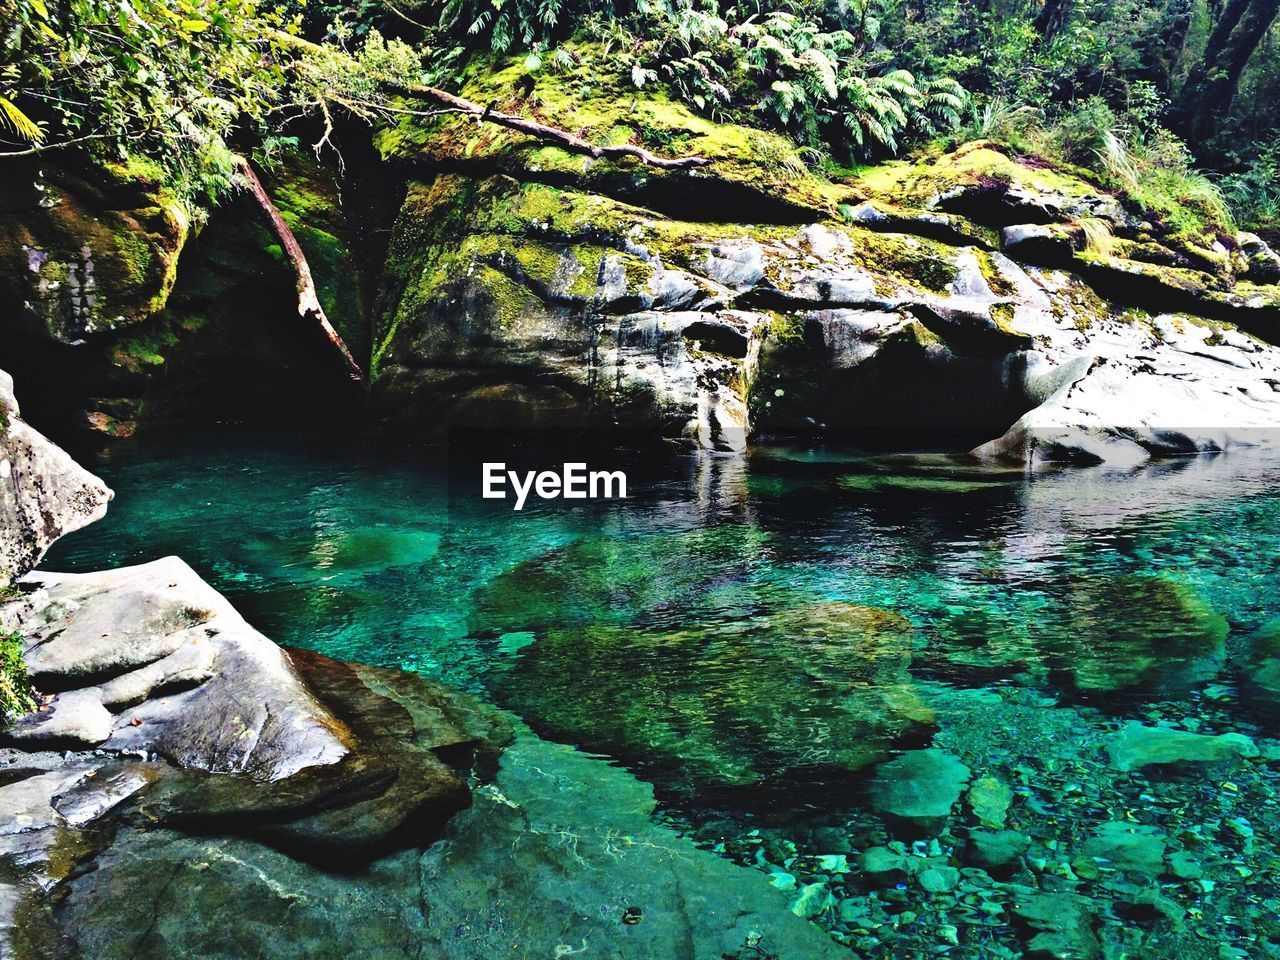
[0,96,43,143]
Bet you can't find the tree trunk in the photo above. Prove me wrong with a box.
[1034,0,1072,41]
[232,155,365,387]
[1173,0,1280,144]
[1142,0,1196,92]
[378,80,710,169]
[268,32,709,170]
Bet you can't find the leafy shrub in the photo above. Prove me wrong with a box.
[1222,136,1280,234]
[0,631,35,727]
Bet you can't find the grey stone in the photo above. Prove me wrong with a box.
[3,688,112,748]
[917,865,960,893]
[1077,821,1166,875]
[967,829,1029,873]
[0,369,112,587]
[22,557,348,781]
[968,775,1014,828]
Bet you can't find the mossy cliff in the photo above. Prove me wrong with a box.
[360,46,1280,461]
[0,154,390,441]
[6,43,1280,463]
[0,158,189,345]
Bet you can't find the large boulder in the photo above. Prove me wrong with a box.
[0,368,112,587]
[0,158,189,344]
[0,555,513,956]
[368,52,1280,464]
[480,531,935,796]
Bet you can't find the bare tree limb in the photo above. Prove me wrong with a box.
[377,79,711,169]
[232,154,365,386]
[268,30,709,170]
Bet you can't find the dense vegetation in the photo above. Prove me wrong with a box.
[2,0,1278,233]
[0,628,35,725]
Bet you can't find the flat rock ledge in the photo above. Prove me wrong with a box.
[0,556,512,956]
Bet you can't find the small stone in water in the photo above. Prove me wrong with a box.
[769,871,797,891]
[918,865,960,894]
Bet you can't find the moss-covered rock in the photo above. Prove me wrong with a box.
[1,153,387,441]
[471,528,933,796]
[494,600,934,796]
[0,158,189,343]
[1053,576,1228,697]
[373,42,847,221]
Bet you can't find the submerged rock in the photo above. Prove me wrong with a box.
[966,829,1029,874]
[494,591,934,796]
[56,727,847,959]
[1053,576,1228,696]
[1076,821,1167,876]
[1011,890,1100,959]
[869,749,971,831]
[1107,721,1258,771]
[1241,618,1280,724]
[967,775,1014,829]
[419,728,848,959]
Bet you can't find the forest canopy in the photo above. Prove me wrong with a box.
[2,0,1279,234]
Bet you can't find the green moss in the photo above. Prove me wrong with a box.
[768,311,806,344]
[110,322,182,373]
[372,41,849,216]
[856,142,1100,210]
[989,302,1018,334]
[849,231,958,293]
[0,630,35,726]
[903,319,944,348]
[974,249,1017,297]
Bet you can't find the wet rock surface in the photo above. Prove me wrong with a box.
[0,369,112,587]
[44,727,845,960]
[0,557,515,956]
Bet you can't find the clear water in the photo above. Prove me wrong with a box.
[45,430,1280,958]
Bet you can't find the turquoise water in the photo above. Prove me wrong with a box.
[46,431,1280,958]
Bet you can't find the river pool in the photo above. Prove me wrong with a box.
[45,430,1280,958]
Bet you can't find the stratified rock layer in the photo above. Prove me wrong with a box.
[0,556,513,955]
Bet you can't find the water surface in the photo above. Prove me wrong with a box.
[47,431,1280,958]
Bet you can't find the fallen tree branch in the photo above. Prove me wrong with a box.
[378,79,711,170]
[268,31,709,170]
[232,154,365,386]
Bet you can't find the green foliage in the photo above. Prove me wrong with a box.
[3,0,1277,232]
[0,630,35,727]
[0,0,442,208]
[1222,135,1280,233]
[1,0,302,202]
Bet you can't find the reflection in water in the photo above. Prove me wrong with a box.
[46,434,1280,958]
